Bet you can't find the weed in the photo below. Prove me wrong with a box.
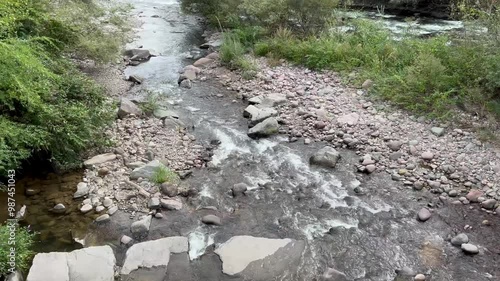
[152,165,180,184]
[0,224,37,275]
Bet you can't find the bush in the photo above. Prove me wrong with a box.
[181,0,338,34]
[0,223,36,276]
[0,0,129,173]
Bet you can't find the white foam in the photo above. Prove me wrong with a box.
[188,230,215,260]
[199,184,213,198]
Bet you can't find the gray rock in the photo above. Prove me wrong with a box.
[365,164,376,173]
[430,127,445,137]
[103,197,113,208]
[193,57,213,67]
[461,243,479,254]
[124,49,151,61]
[129,160,164,180]
[126,161,147,169]
[232,183,248,197]
[180,79,192,89]
[121,237,188,275]
[52,203,66,214]
[310,146,340,169]
[248,96,262,104]
[97,167,109,177]
[127,75,143,84]
[202,214,222,225]
[118,98,142,119]
[417,208,432,222]
[80,204,93,213]
[248,117,279,139]
[121,235,133,245]
[108,206,118,216]
[414,274,426,281]
[180,68,197,81]
[448,190,458,197]
[15,205,27,221]
[73,182,90,198]
[214,236,305,280]
[84,153,117,168]
[451,233,469,246]
[148,197,161,209]
[261,93,287,107]
[421,151,434,160]
[387,141,403,151]
[466,189,483,203]
[337,113,360,126]
[161,183,178,197]
[95,206,105,213]
[27,246,115,281]
[160,199,183,210]
[481,199,497,210]
[155,213,164,219]
[95,214,110,222]
[163,117,186,130]
[130,215,152,235]
[244,105,278,125]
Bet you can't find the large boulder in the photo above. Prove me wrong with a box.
[129,160,164,180]
[248,117,279,139]
[123,49,151,61]
[27,246,115,281]
[121,237,189,275]
[118,98,143,119]
[214,236,305,281]
[310,146,341,168]
[244,105,278,126]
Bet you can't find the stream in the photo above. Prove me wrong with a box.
[10,1,500,280]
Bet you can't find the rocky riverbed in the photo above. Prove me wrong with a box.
[21,0,500,280]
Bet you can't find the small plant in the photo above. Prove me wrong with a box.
[139,91,164,116]
[0,223,37,276]
[152,165,180,184]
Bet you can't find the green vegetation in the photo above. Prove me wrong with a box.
[152,165,180,184]
[0,0,130,173]
[182,0,500,120]
[220,33,258,79]
[139,91,165,116]
[0,223,37,275]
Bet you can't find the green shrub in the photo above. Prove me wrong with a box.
[0,223,37,276]
[152,166,180,184]
[0,0,129,173]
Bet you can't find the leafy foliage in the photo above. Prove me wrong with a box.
[0,224,37,276]
[0,0,129,173]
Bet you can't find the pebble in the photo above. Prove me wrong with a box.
[95,214,110,222]
[108,205,118,215]
[461,243,479,255]
[421,151,434,160]
[148,197,161,209]
[80,204,93,213]
[451,233,469,246]
[202,214,222,225]
[120,235,133,245]
[155,213,164,219]
[481,199,497,210]
[414,274,426,281]
[232,183,248,197]
[103,197,113,208]
[417,208,432,222]
[95,206,105,212]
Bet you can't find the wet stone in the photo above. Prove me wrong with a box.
[95,214,110,222]
[417,208,432,222]
[80,204,93,213]
[461,243,479,255]
[232,183,248,197]
[202,214,222,225]
[108,206,118,216]
[451,233,469,246]
[95,206,105,213]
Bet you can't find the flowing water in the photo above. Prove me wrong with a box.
[6,1,500,280]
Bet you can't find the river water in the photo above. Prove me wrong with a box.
[8,1,500,280]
